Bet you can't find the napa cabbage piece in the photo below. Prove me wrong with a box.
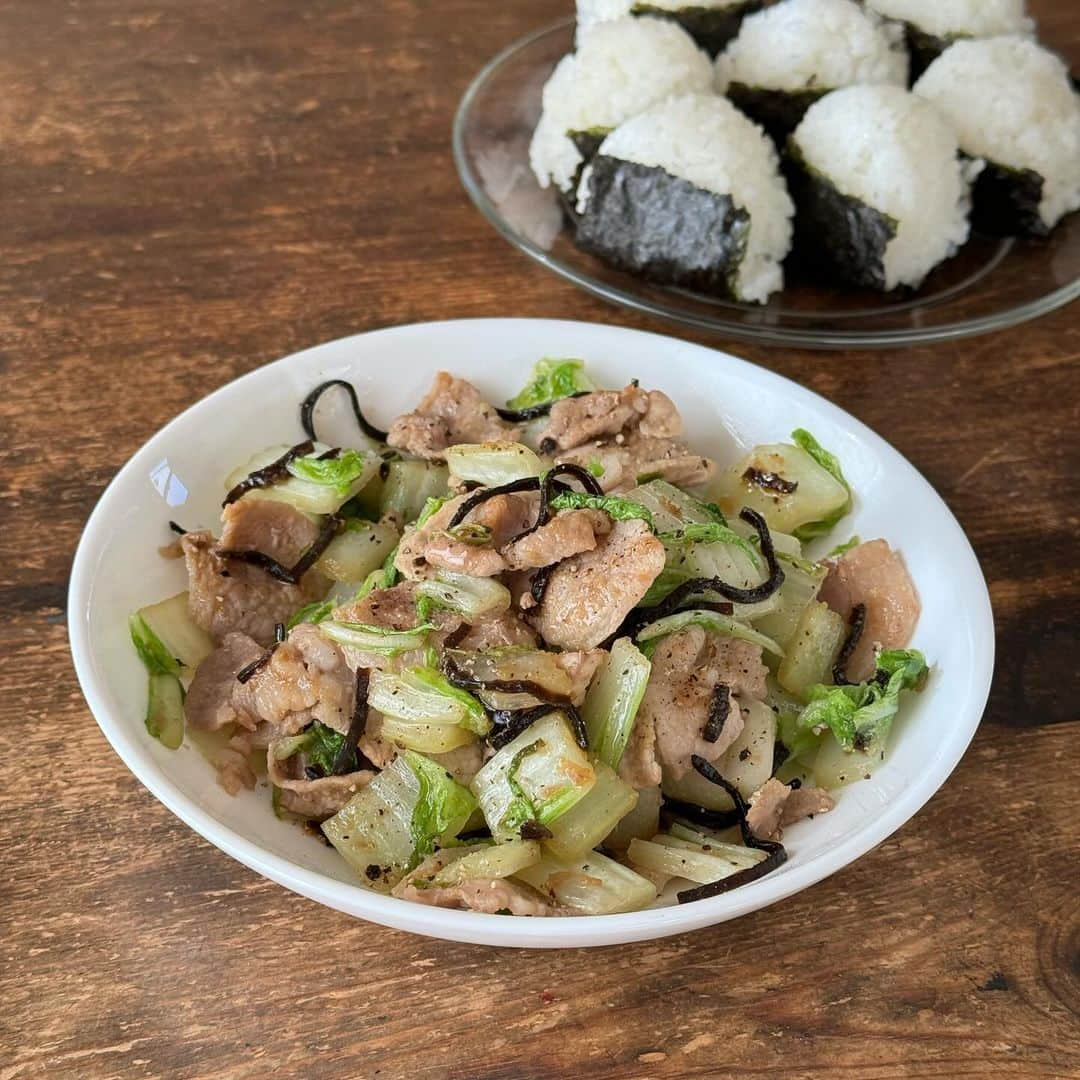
[542,762,638,862]
[322,751,477,890]
[660,698,776,811]
[471,712,596,842]
[506,357,595,410]
[636,610,784,659]
[380,459,450,522]
[416,570,511,619]
[776,601,846,699]
[627,834,765,886]
[715,434,849,541]
[315,518,399,582]
[431,839,541,886]
[134,592,214,676]
[129,611,192,749]
[444,647,579,711]
[272,719,358,775]
[224,443,380,515]
[513,850,657,914]
[754,556,828,651]
[445,441,543,486]
[369,667,489,753]
[319,620,436,655]
[626,481,774,619]
[580,637,651,770]
[799,649,927,752]
[547,490,655,524]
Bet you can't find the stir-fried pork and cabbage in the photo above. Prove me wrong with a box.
[131,359,927,916]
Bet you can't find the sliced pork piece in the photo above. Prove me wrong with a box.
[266,739,374,819]
[819,539,920,682]
[501,509,611,571]
[182,530,324,646]
[431,742,485,785]
[245,622,354,736]
[330,582,461,673]
[556,649,605,706]
[386,372,521,460]
[456,610,539,650]
[185,632,265,731]
[219,497,320,566]
[531,519,665,651]
[394,491,533,580]
[619,627,768,788]
[392,852,560,916]
[559,436,716,494]
[186,623,355,748]
[747,777,834,841]
[537,384,681,453]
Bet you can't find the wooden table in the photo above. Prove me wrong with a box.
[2,2,1077,1076]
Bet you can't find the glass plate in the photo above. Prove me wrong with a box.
[452,17,1080,349]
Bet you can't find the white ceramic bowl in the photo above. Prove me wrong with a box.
[69,318,994,948]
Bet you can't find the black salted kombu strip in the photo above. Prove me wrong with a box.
[626,508,784,635]
[331,668,375,776]
[482,700,589,753]
[702,683,731,743]
[661,797,739,832]
[520,821,554,841]
[494,390,591,424]
[222,440,314,507]
[220,513,344,585]
[832,602,866,686]
[742,467,798,496]
[675,755,787,904]
[168,520,188,536]
[442,655,572,705]
[300,379,388,444]
[236,623,287,684]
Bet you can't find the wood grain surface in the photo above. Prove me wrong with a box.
[1,2,1078,1077]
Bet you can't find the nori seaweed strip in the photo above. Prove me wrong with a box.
[494,392,592,423]
[702,683,731,743]
[236,623,287,684]
[632,0,762,57]
[742,467,798,495]
[447,476,542,529]
[220,513,344,585]
[903,23,953,82]
[331,668,375,775]
[971,160,1048,237]
[726,82,828,145]
[675,754,787,903]
[222,440,315,506]
[575,156,750,298]
[785,141,897,291]
[832,603,866,686]
[300,379,388,444]
[168,520,187,535]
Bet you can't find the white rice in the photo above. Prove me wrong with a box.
[577,0,747,36]
[529,17,713,194]
[792,85,980,289]
[914,37,1080,230]
[863,0,1033,41]
[716,0,908,94]
[578,94,793,302]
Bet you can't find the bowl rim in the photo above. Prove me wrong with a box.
[69,317,995,947]
[452,16,1080,351]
